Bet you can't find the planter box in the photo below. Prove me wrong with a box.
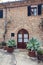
[37,49,43,61]
[7,47,14,53]
[28,50,36,57]
[37,54,43,61]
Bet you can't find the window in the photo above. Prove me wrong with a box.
[31,7,37,16]
[11,33,14,37]
[0,10,3,18]
[42,5,43,8]
[24,34,28,42]
[18,34,22,42]
[41,4,43,13]
[28,4,42,16]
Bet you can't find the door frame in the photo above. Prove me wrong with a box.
[17,29,29,49]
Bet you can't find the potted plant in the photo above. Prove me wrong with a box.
[37,49,43,61]
[7,39,16,53]
[1,41,7,50]
[27,37,40,57]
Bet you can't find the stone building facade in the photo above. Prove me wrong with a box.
[0,0,43,48]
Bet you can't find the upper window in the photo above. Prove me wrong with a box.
[31,7,37,16]
[42,5,43,8]
[28,4,42,16]
[0,10,3,18]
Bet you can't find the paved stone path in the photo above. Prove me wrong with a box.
[14,49,43,65]
[0,49,16,65]
[0,49,43,65]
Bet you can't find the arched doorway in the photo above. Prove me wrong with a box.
[17,29,29,49]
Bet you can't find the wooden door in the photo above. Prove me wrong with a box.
[17,29,29,49]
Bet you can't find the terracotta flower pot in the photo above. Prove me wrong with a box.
[7,46,14,53]
[28,50,36,57]
[37,54,43,61]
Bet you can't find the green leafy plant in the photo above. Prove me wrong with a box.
[7,39,16,47]
[27,37,40,51]
[37,49,43,55]
[2,41,6,46]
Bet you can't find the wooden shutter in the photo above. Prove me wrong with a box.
[38,4,41,15]
[0,10,3,18]
[28,6,31,16]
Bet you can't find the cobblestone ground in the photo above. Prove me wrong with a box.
[0,49,43,65]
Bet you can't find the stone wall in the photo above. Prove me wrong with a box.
[0,0,43,46]
[5,6,43,46]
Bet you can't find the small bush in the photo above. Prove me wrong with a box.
[27,37,40,51]
[7,39,16,47]
[37,49,43,55]
[2,41,6,46]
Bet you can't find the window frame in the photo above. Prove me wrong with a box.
[11,33,14,37]
[28,4,42,16]
[31,5,38,16]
